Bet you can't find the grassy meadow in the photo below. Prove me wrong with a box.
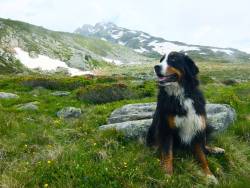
[0,62,250,188]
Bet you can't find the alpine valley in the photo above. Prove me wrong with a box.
[1,18,250,75]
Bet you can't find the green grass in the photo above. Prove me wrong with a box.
[0,72,250,187]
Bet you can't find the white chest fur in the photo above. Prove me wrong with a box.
[175,98,205,144]
[164,83,205,144]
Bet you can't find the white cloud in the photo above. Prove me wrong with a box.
[0,0,250,50]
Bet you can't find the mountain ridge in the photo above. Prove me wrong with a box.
[0,18,153,75]
[75,22,250,63]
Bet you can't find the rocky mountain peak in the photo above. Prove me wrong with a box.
[74,22,250,62]
[94,22,117,30]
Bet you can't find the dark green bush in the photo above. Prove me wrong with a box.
[199,75,215,85]
[76,83,135,104]
[221,79,238,85]
[21,76,92,90]
[135,81,157,98]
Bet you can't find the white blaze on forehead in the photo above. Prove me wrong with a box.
[159,54,168,76]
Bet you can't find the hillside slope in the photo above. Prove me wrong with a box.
[0,18,153,75]
[75,22,250,63]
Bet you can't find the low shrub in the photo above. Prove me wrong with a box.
[76,83,135,104]
[21,76,92,90]
[199,75,215,85]
[221,79,238,85]
[135,81,157,98]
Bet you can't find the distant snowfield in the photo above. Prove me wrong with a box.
[149,41,200,55]
[134,47,148,53]
[14,48,93,76]
[118,41,126,46]
[146,40,236,56]
[101,37,107,41]
[211,48,233,55]
[102,57,123,65]
[111,31,124,39]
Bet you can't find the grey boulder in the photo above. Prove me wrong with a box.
[100,103,236,138]
[16,101,39,111]
[57,107,82,118]
[0,92,19,99]
[52,91,71,96]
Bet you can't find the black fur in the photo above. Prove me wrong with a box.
[146,52,209,151]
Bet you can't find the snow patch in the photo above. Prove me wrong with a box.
[118,41,126,45]
[111,31,124,39]
[14,48,92,76]
[211,48,233,55]
[134,47,148,53]
[101,37,107,41]
[199,52,207,55]
[129,30,137,34]
[138,37,146,43]
[140,33,150,39]
[148,41,200,55]
[102,57,123,65]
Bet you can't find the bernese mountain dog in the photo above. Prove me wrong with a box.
[146,52,224,183]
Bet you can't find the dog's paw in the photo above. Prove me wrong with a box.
[212,147,225,154]
[162,166,173,176]
[206,146,225,154]
[206,174,218,185]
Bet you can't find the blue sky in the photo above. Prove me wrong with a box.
[0,0,249,52]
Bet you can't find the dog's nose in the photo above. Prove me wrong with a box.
[154,65,162,77]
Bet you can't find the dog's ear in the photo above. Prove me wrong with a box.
[184,55,199,76]
[160,54,166,62]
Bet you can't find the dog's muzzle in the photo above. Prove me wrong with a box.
[154,65,178,85]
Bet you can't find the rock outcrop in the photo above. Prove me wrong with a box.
[57,107,82,118]
[100,103,236,138]
[0,92,19,99]
[16,102,39,111]
[52,91,71,96]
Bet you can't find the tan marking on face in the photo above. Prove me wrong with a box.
[167,115,175,129]
[166,66,182,80]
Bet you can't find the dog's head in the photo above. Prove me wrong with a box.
[154,52,199,87]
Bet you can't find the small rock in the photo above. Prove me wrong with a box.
[16,102,39,111]
[30,87,46,96]
[100,103,236,138]
[108,102,156,124]
[57,107,82,118]
[0,149,6,160]
[100,119,152,138]
[0,92,19,99]
[52,91,71,96]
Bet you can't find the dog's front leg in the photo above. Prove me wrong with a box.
[193,143,218,184]
[160,134,173,175]
[193,143,212,175]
